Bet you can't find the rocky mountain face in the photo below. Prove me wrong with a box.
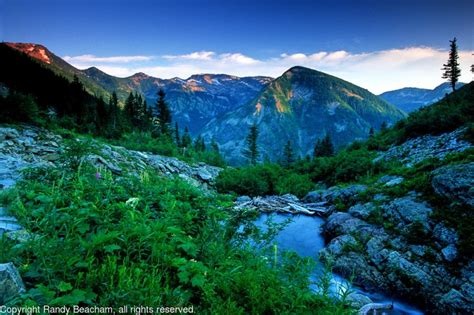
[4,43,272,134]
[81,68,273,133]
[202,66,406,164]
[379,82,466,113]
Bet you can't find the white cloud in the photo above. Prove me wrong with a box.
[63,54,153,63]
[163,51,215,61]
[65,47,474,93]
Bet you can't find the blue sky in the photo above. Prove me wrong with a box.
[1,0,473,92]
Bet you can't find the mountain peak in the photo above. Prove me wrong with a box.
[5,42,52,64]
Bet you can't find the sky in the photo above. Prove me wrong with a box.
[1,0,473,93]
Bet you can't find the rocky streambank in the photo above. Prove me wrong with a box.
[313,173,474,312]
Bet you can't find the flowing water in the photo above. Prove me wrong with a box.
[254,213,424,315]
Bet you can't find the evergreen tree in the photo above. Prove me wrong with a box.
[369,127,374,137]
[109,91,119,131]
[313,134,334,157]
[156,89,171,135]
[282,140,294,167]
[174,122,181,146]
[442,37,461,92]
[181,127,192,148]
[194,135,205,152]
[380,121,388,131]
[243,123,259,165]
[210,138,219,153]
[124,92,136,128]
[95,97,109,131]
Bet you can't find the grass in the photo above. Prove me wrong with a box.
[0,155,351,313]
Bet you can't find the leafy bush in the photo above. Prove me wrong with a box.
[216,164,312,198]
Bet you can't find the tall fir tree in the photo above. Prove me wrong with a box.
[243,123,259,165]
[210,137,219,153]
[313,134,334,158]
[181,126,192,148]
[282,140,294,167]
[109,91,119,131]
[174,122,181,146]
[441,37,461,92]
[156,89,172,135]
[369,127,374,137]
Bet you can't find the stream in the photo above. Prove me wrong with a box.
[254,213,424,315]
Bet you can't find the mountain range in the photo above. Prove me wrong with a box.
[3,42,407,163]
[201,66,406,163]
[379,82,465,113]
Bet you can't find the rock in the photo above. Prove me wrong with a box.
[196,168,213,182]
[348,203,375,220]
[304,185,366,205]
[440,289,468,312]
[386,251,431,289]
[302,190,322,203]
[323,235,358,256]
[236,195,251,203]
[346,292,373,309]
[87,154,122,175]
[432,162,474,207]
[409,245,427,257]
[433,223,458,246]
[328,252,386,291]
[358,303,393,315]
[0,128,20,141]
[378,175,404,187]
[375,128,472,166]
[381,196,432,232]
[43,153,61,161]
[366,236,389,265]
[0,262,26,303]
[441,244,458,262]
[325,212,370,238]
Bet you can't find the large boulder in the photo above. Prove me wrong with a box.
[304,185,366,206]
[381,196,432,233]
[348,202,376,220]
[0,263,26,303]
[433,223,459,246]
[432,162,474,207]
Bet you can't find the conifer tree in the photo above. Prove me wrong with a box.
[313,134,334,157]
[174,122,181,146]
[211,138,219,153]
[181,127,192,148]
[282,140,294,167]
[124,92,136,128]
[380,121,388,131]
[243,123,259,165]
[369,127,374,137]
[156,89,171,135]
[442,37,461,92]
[109,91,119,130]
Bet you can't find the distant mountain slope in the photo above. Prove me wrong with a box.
[201,66,406,164]
[4,43,112,99]
[4,42,272,134]
[379,82,465,113]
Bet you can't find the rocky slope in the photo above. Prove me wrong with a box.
[201,66,406,164]
[301,129,474,314]
[379,82,465,113]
